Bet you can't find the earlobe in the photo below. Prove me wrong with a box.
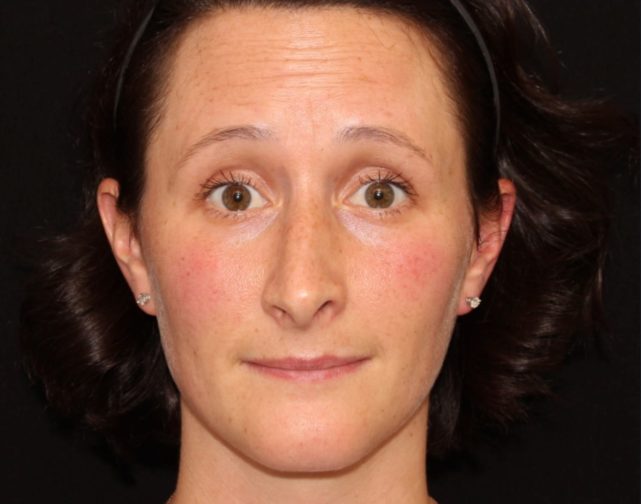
[96,178,156,315]
[458,178,516,315]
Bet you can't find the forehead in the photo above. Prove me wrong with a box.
[150,6,462,168]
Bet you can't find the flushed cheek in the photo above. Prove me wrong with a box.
[149,233,264,400]
[357,235,466,309]
[356,233,468,382]
[152,234,258,336]
[391,246,441,303]
[359,237,465,402]
[338,211,470,307]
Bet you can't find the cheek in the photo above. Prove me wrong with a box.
[357,232,469,380]
[391,246,439,302]
[172,247,222,304]
[339,209,471,313]
[150,234,256,335]
[364,235,466,308]
[149,233,261,394]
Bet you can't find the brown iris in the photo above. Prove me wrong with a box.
[365,182,395,209]
[222,184,252,211]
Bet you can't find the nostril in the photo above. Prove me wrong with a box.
[318,300,332,314]
[272,306,288,322]
[265,294,340,329]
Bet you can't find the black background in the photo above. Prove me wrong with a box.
[1,1,638,503]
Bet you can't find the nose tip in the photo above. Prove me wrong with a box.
[262,211,346,330]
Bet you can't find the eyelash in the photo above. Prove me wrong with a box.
[198,171,254,198]
[197,169,417,216]
[358,171,417,198]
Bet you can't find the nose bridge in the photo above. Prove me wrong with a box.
[262,192,346,329]
[284,196,330,269]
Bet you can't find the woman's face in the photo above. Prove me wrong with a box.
[102,6,508,473]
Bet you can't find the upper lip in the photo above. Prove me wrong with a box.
[245,355,369,371]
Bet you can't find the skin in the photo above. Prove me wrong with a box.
[98,6,515,504]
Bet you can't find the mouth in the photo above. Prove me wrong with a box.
[244,355,370,382]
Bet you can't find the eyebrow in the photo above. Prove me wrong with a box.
[176,124,429,170]
[337,126,430,162]
[177,125,273,169]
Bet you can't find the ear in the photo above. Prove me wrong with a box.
[458,178,516,315]
[96,178,156,315]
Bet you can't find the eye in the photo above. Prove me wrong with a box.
[206,182,267,212]
[349,178,409,210]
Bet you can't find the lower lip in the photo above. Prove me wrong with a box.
[245,359,369,382]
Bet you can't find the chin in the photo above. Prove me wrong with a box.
[246,437,373,475]
[236,411,380,475]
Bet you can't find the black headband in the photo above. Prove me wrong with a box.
[113,0,501,152]
[112,3,158,131]
[447,0,501,153]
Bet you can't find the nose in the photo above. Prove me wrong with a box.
[262,199,346,330]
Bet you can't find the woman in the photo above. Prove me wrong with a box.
[19,0,635,503]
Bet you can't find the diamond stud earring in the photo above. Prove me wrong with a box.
[136,293,151,307]
[465,296,482,309]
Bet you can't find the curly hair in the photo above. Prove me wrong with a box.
[20,0,632,458]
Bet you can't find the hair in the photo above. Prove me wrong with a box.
[20,0,635,458]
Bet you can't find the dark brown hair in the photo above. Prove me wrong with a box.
[20,0,633,458]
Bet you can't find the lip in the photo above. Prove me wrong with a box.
[244,356,370,382]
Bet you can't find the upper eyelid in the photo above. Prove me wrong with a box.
[198,171,260,198]
[356,170,417,197]
[197,167,416,198]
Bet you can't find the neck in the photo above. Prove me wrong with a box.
[171,402,434,504]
